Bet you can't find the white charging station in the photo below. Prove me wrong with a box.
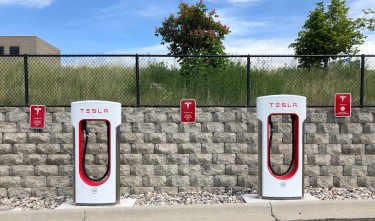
[71,100,121,205]
[257,95,306,199]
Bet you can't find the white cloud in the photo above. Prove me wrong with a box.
[224,34,375,55]
[359,33,375,55]
[214,8,269,36]
[0,0,54,8]
[108,44,169,55]
[100,1,171,19]
[348,0,375,18]
[107,37,294,55]
[224,37,294,54]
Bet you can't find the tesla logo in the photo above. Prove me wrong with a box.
[80,108,108,114]
[269,102,298,108]
[280,182,286,188]
[185,102,192,109]
[340,95,346,102]
[34,107,42,115]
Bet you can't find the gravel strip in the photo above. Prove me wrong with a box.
[125,188,256,206]
[0,196,67,211]
[307,187,375,200]
[1,187,375,211]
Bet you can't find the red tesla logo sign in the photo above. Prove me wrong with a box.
[335,93,351,117]
[30,105,46,129]
[180,99,196,123]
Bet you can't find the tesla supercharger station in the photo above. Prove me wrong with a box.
[257,95,306,199]
[71,100,121,205]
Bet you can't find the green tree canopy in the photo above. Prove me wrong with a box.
[155,1,230,57]
[289,0,365,68]
[361,9,375,31]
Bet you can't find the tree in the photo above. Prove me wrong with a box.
[155,0,230,67]
[361,9,375,31]
[289,0,365,68]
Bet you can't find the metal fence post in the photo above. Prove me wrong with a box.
[247,55,251,108]
[360,54,365,108]
[23,55,29,106]
[135,54,140,107]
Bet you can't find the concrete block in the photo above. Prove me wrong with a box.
[178,165,201,175]
[213,133,236,143]
[213,154,236,164]
[213,175,237,187]
[10,165,35,176]
[47,154,72,165]
[133,123,155,133]
[167,133,190,143]
[166,176,190,187]
[125,112,144,123]
[23,176,46,187]
[3,133,27,144]
[131,143,154,154]
[201,165,225,176]
[36,144,61,154]
[0,176,21,188]
[201,143,224,154]
[155,144,178,154]
[190,175,214,187]
[120,133,144,143]
[342,144,365,155]
[28,133,51,143]
[142,154,167,165]
[120,176,143,186]
[34,165,59,176]
[0,154,23,165]
[8,188,32,198]
[47,176,71,187]
[130,165,154,176]
[0,144,14,154]
[225,165,248,175]
[143,176,166,187]
[154,165,178,176]
[202,122,224,133]
[190,133,213,143]
[158,123,179,133]
[32,187,57,197]
[23,154,47,165]
[189,154,212,165]
[145,133,167,144]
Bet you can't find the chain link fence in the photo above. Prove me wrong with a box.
[0,54,373,107]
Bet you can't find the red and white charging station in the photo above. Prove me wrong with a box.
[71,100,121,205]
[257,95,306,199]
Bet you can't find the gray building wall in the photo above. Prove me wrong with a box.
[0,107,374,198]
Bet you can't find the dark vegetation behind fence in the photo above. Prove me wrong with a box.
[0,54,374,107]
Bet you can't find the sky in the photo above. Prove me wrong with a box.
[0,0,374,55]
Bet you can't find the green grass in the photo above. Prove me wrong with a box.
[0,57,371,106]
[251,64,362,106]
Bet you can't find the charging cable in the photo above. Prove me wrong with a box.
[81,121,110,182]
[268,116,295,176]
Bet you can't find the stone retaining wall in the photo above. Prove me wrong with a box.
[0,107,374,197]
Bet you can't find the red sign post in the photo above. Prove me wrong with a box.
[335,93,351,117]
[30,105,46,129]
[180,99,196,123]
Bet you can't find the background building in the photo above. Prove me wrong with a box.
[0,36,60,55]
